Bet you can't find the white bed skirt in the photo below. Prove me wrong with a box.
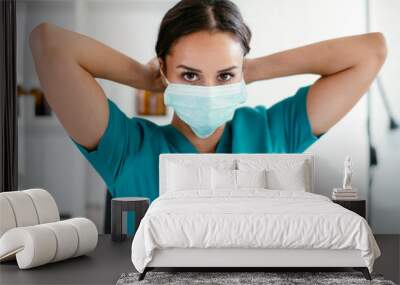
[147,248,366,268]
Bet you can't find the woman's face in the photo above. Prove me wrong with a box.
[160,31,245,86]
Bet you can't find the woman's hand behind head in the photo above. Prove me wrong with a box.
[243,57,256,85]
[142,56,167,93]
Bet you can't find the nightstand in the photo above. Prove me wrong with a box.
[332,199,366,219]
[111,197,150,242]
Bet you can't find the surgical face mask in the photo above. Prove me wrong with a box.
[160,68,248,139]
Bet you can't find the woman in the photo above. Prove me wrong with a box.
[29,0,386,204]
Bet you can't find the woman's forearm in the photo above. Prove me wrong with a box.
[32,22,151,90]
[246,32,387,82]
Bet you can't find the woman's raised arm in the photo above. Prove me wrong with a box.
[243,32,387,136]
[29,22,164,151]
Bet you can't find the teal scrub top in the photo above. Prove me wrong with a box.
[70,84,324,232]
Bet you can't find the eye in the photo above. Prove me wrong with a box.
[181,72,199,82]
[218,72,234,82]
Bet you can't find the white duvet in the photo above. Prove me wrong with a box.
[131,189,381,273]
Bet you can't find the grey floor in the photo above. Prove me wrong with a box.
[373,235,400,284]
[0,234,398,284]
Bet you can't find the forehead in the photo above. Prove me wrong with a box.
[166,31,244,69]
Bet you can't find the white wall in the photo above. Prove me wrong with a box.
[239,0,400,234]
[236,0,369,205]
[17,1,86,221]
[17,0,399,233]
[367,0,400,233]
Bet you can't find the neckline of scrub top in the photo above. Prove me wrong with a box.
[162,122,230,153]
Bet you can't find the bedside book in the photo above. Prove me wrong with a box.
[332,188,359,200]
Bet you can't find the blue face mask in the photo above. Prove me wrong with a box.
[160,69,248,139]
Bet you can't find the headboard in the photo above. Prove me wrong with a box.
[159,153,315,195]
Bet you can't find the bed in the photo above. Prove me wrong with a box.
[131,153,381,281]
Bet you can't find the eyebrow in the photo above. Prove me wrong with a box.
[176,64,239,73]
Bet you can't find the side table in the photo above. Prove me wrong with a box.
[332,199,366,219]
[111,197,149,242]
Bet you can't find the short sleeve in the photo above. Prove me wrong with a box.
[267,84,324,153]
[69,98,143,194]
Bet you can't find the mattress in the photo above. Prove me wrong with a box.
[131,189,381,273]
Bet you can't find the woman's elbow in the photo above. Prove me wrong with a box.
[365,32,388,63]
[29,22,62,58]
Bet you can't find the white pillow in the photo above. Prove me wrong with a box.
[211,168,268,190]
[236,169,268,189]
[208,159,237,171]
[266,161,307,191]
[211,168,237,190]
[166,162,212,191]
[237,159,308,191]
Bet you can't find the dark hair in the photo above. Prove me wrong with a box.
[155,0,252,68]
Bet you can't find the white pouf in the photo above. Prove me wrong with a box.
[0,218,98,269]
[0,189,98,269]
